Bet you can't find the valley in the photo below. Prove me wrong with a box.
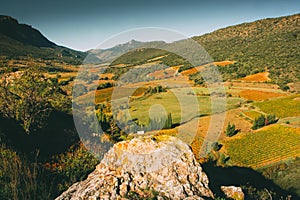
[0,12,299,199]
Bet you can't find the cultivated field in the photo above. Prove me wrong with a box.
[238,89,286,101]
[224,125,300,168]
[241,110,263,121]
[254,94,300,118]
[128,89,243,125]
[239,72,270,82]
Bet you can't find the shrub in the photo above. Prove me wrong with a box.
[46,143,99,192]
[0,144,52,199]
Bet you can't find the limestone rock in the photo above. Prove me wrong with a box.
[221,186,245,200]
[55,135,214,200]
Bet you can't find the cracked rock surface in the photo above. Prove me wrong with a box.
[55,135,214,200]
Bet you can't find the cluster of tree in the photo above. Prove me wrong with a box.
[147,113,173,131]
[111,48,168,66]
[217,62,265,81]
[252,114,278,130]
[161,53,192,71]
[117,64,167,83]
[108,67,131,81]
[144,85,167,95]
[195,15,300,90]
[211,142,223,151]
[110,14,299,90]
[188,68,223,86]
[76,70,99,84]
[96,104,126,142]
[189,72,205,86]
[0,68,70,133]
[225,122,240,137]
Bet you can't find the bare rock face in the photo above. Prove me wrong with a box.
[55,135,214,200]
[221,186,245,200]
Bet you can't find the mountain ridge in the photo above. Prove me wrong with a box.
[0,15,87,64]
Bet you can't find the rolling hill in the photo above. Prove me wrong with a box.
[107,13,300,89]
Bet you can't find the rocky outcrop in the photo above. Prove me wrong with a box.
[221,186,244,200]
[55,135,214,200]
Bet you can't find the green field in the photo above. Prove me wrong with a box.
[242,110,263,120]
[129,88,242,125]
[254,95,300,118]
[224,125,300,168]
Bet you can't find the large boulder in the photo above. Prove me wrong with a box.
[55,135,214,200]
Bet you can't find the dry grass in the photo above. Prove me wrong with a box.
[99,73,114,79]
[230,82,280,91]
[148,67,177,79]
[180,61,233,76]
[238,90,286,101]
[77,86,147,104]
[213,61,235,67]
[180,108,252,159]
[180,66,205,76]
[240,72,270,82]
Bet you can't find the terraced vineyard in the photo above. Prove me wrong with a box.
[224,125,300,168]
[254,94,300,118]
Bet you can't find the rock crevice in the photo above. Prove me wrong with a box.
[56,136,214,200]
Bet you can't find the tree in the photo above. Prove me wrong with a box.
[0,68,67,133]
[225,122,239,137]
[252,115,266,130]
[164,113,173,129]
[252,114,277,130]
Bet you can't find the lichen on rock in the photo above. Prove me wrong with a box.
[55,135,214,200]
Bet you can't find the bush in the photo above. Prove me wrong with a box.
[211,142,222,151]
[46,143,99,192]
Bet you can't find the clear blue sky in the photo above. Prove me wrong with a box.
[0,0,299,51]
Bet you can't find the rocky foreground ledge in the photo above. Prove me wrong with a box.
[55,135,214,200]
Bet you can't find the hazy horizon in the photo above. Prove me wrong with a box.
[0,0,299,51]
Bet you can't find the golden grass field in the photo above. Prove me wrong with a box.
[238,89,286,101]
[213,60,235,67]
[180,66,205,76]
[240,72,270,82]
[148,67,177,79]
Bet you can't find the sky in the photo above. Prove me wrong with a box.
[0,0,299,51]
